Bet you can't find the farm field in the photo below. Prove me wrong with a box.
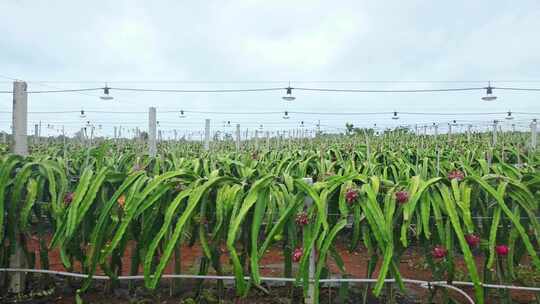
[1,130,540,304]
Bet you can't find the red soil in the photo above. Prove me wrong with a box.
[21,235,538,303]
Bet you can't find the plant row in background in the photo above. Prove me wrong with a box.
[0,130,539,304]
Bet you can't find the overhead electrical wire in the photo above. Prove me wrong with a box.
[1,85,540,94]
[4,79,540,84]
[26,87,103,93]
[109,87,284,93]
[160,110,282,115]
[0,109,539,117]
[492,87,540,91]
[293,87,484,92]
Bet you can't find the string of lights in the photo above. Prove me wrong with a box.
[0,109,538,117]
[0,118,532,129]
[1,85,540,94]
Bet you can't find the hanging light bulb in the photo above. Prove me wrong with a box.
[481,83,497,101]
[179,110,185,118]
[282,87,295,101]
[100,85,114,100]
[392,111,399,120]
[505,111,514,120]
[283,111,290,119]
[80,109,86,118]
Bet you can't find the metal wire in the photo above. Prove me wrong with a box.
[109,87,285,93]
[26,88,104,93]
[0,84,539,94]
[0,109,539,117]
[6,79,540,84]
[293,87,485,93]
[494,87,540,92]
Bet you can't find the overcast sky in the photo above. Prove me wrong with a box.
[1,0,539,137]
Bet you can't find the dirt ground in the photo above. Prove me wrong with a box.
[5,235,539,303]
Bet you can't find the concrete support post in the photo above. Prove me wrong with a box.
[436,149,441,176]
[62,126,66,160]
[148,107,157,157]
[12,81,28,156]
[254,130,259,150]
[531,119,538,150]
[492,120,498,147]
[303,177,315,304]
[10,80,28,293]
[235,124,241,151]
[34,124,39,144]
[90,126,94,146]
[204,119,210,151]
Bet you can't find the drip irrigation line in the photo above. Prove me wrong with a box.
[0,269,482,303]
[13,268,540,303]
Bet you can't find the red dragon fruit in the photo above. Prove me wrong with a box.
[465,234,480,247]
[395,191,410,204]
[496,245,509,256]
[432,245,447,259]
[295,212,309,226]
[64,192,74,205]
[448,169,465,181]
[345,188,359,204]
[292,247,303,262]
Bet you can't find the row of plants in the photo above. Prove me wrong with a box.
[0,131,539,303]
